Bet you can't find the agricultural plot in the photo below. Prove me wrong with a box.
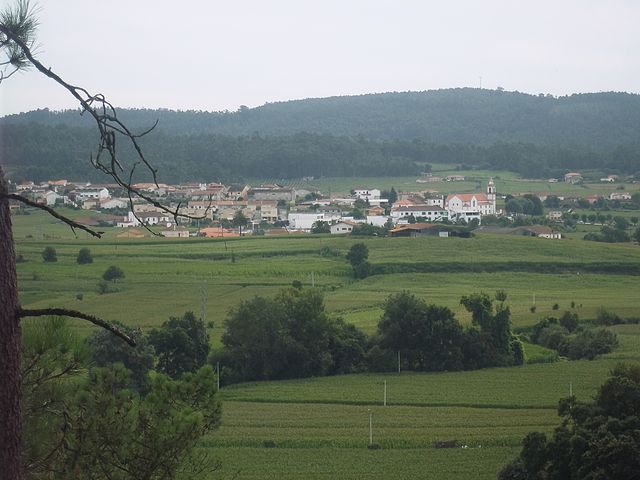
[10,207,640,479]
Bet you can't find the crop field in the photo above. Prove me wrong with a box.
[205,325,640,479]
[13,208,640,343]
[10,207,640,479]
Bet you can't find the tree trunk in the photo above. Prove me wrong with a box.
[0,164,22,479]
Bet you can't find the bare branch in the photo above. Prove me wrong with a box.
[18,308,135,346]
[1,193,102,238]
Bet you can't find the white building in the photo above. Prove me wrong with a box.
[288,212,326,230]
[330,221,357,235]
[445,179,496,218]
[390,205,448,223]
[353,188,381,201]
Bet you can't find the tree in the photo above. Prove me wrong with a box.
[1,3,202,475]
[346,242,369,266]
[76,247,93,264]
[58,364,221,479]
[41,246,57,262]
[231,209,249,235]
[220,288,365,383]
[310,220,330,234]
[86,322,155,392]
[148,311,210,379]
[102,265,125,282]
[377,292,464,371]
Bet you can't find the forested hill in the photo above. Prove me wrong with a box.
[4,89,640,149]
[3,89,640,182]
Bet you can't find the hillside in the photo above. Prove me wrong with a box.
[3,89,640,181]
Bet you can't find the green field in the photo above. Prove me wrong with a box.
[11,207,640,479]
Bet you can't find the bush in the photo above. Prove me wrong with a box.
[263,440,277,448]
[367,442,382,450]
[102,265,125,282]
[76,247,93,264]
[42,246,57,262]
[97,280,109,295]
[559,311,579,332]
[596,307,624,326]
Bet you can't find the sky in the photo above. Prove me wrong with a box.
[1,0,639,115]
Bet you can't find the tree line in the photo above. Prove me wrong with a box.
[3,125,640,184]
[213,287,526,385]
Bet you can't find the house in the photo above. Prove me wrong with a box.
[445,175,465,182]
[388,223,443,237]
[366,215,391,227]
[330,221,357,235]
[353,188,381,201]
[288,212,326,230]
[600,176,616,183]
[564,172,583,184]
[100,198,128,210]
[547,210,563,221]
[249,184,296,202]
[390,205,448,223]
[225,184,250,200]
[199,226,239,238]
[609,192,631,201]
[118,210,172,227]
[76,187,110,200]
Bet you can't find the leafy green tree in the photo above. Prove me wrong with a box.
[310,220,330,233]
[148,311,210,379]
[231,209,249,235]
[634,226,640,243]
[377,292,464,371]
[346,242,369,267]
[42,246,57,262]
[220,288,365,382]
[102,265,125,282]
[76,247,93,264]
[86,322,155,392]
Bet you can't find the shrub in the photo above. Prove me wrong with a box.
[76,247,93,264]
[596,307,624,326]
[263,440,277,448]
[102,265,125,282]
[559,311,579,332]
[97,280,109,295]
[42,246,57,262]
[367,442,382,450]
[75,293,83,301]
[552,303,559,310]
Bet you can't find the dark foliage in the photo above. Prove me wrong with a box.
[41,246,56,262]
[148,312,210,379]
[499,363,640,480]
[85,322,155,393]
[219,289,367,383]
[76,247,93,264]
[5,90,640,182]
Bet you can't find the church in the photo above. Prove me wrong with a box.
[445,178,497,220]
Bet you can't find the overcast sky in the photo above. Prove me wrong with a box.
[1,0,639,115]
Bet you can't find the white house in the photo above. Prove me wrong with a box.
[390,205,448,223]
[353,188,381,201]
[366,215,391,227]
[100,198,128,209]
[288,212,326,230]
[330,221,357,235]
[77,187,110,200]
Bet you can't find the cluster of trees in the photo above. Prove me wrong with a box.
[346,242,372,278]
[5,118,640,182]
[505,194,544,216]
[500,362,640,479]
[216,288,524,385]
[529,312,619,360]
[584,216,636,243]
[216,288,367,383]
[20,313,219,479]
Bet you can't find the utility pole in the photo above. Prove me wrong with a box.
[200,282,207,323]
[383,381,387,407]
[368,409,373,445]
[397,351,401,374]
[216,361,220,390]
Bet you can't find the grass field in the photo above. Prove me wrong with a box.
[10,207,640,479]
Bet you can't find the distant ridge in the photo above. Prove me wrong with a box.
[3,89,640,182]
[3,88,640,149]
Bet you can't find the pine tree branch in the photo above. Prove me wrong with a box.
[18,308,135,346]
[1,193,102,238]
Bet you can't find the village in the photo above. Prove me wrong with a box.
[9,172,638,240]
